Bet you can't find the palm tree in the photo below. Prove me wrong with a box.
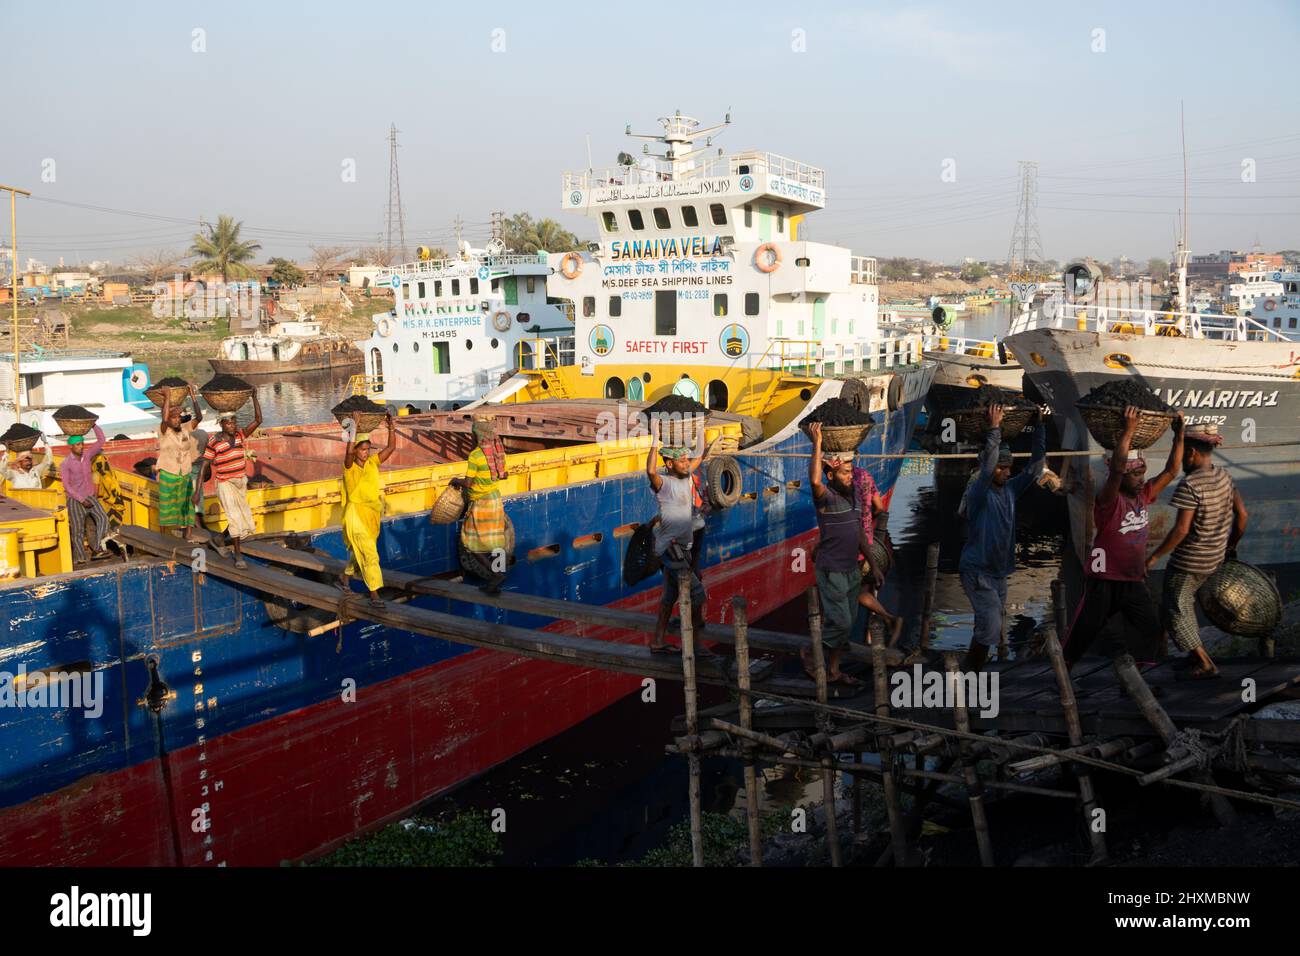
[502,213,582,254]
[189,215,261,283]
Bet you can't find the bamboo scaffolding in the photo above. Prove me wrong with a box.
[732,596,763,867]
[873,640,910,866]
[807,589,841,867]
[679,570,704,868]
[946,652,995,865]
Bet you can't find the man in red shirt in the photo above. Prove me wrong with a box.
[1063,406,1183,668]
[201,394,262,569]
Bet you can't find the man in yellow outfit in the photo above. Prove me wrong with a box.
[336,409,398,607]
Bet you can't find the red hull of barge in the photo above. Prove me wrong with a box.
[0,528,821,866]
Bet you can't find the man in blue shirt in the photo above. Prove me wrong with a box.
[959,403,1046,671]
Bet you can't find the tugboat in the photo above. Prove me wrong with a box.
[209,306,363,376]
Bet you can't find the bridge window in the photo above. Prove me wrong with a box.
[401,283,410,300]
[526,277,536,294]
[743,204,752,227]
[435,280,443,297]
[583,296,595,317]
[605,377,625,399]
[713,293,728,317]
[682,205,699,227]
[417,281,426,298]
[628,209,645,231]
[609,296,622,317]
[451,279,461,295]
[602,211,618,233]
[653,207,671,229]
[470,278,479,294]
[709,204,727,226]
[778,211,785,234]
[707,380,728,410]
[745,292,760,315]
[655,290,677,335]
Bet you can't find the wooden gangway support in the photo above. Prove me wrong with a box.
[114,526,838,693]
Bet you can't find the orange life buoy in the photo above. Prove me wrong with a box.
[754,243,781,273]
[560,252,583,279]
[491,310,512,333]
[1263,298,1277,311]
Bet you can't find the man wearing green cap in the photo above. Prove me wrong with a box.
[59,424,111,564]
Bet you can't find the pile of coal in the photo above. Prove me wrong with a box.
[52,405,96,420]
[200,374,253,393]
[802,397,873,426]
[153,376,190,389]
[642,395,708,418]
[331,395,386,416]
[1079,380,1171,412]
[951,384,1035,411]
[0,423,40,444]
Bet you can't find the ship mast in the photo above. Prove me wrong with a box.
[1172,102,1190,313]
[624,110,730,180]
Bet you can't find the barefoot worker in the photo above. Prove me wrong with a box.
[806,422,888,685]
[450,415,511,595]
[59,423,111,565]
[157,385,203,542]
[1146,422,1248,680]
[1063,408,1183,669]
[201,393,263,570]
[337,409,398,607]
[645,419,709,656]
[851,460,904,645]
[959,403,1046,672]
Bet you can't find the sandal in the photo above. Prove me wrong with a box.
[1176,665,1220,681]
[649,643,681,656]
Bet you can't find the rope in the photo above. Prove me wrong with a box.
[737,438,1300,462]
[1168,728,1214,770]
[743,688,1300,814]
[1120,359,1300,380]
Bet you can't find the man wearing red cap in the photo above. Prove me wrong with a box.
[1147,421,1248,680]
[1063,407,1183,668]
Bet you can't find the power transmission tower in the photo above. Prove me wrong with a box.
[1006,160,1042,274]
[385,124,408,263]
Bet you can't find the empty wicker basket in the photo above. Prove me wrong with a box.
[1076,401,1174,450]
[1198,560,1283,638]
[429,484,467,525]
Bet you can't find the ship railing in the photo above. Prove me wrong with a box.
[1007,303,1292,343]
[514,336,575,372]
[382,253,548,280]
[761,333,923,377]
[921,334,1000,359]
[349,373,384,397]
[562,151,825,192]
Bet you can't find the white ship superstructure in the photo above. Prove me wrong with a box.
[361,245,573,410]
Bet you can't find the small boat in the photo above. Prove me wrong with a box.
[209,312,363,376]
[0,347,160,439]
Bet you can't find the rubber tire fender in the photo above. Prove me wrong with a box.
[705,455,743,509]
[886,374,904,412]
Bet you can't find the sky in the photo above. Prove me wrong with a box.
[3,0,1297,268]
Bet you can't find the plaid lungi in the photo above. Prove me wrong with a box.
[460,491,507,554]
[158,470,195,527]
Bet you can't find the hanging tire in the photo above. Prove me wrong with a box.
[705,456,743,509]
[623,520,662,587]
[886,374,904,412]
[839,377,872,413]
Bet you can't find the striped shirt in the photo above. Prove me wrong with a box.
[202,429,248,482]
[464,447,498,501]
[1169,464,1235,575]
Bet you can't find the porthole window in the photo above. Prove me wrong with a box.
[491,338,499,348]
[642,372,651,383]
[392,343,399,353]
[413,342,419,352]
[466,339,473,350]
[516,312,530,323]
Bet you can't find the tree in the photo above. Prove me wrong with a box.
[308,245,348,285]
[268,257,305,287]
[357,246,396,267]
[189,215,261,283]
[1147,258,1169,281]
[129,248,185,284]
[960,261,990,282]
[501,213,583,254]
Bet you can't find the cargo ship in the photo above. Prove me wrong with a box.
[0,112,932,866]
[210,313,363,377]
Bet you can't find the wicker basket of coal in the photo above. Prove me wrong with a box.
[143,376,190,409]
[200,374,254,413]
[801,398,874,452]
[640,395,709,448]
[947,385,1035,442]
[331,395,388,434]
[0,423,41,452]
[1197,560,1283,638]
[52,405,99,438]
[1075,381,1174,450]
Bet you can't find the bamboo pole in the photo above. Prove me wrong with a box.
[911,542,941,663]
[679,570,704,867]
[946,652,995,865]
[872,640,910,866]
[1045,580,1109,865]
[732,596,762,867]
[1112,655,1237,827]
[807,588,841,867]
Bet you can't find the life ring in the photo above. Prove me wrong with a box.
[560,252,583,279]
[886,374,904,412]
[754,243,781,273]
[1263,298,1277,312]
[491,310,512,333]
[377,316,396,338]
